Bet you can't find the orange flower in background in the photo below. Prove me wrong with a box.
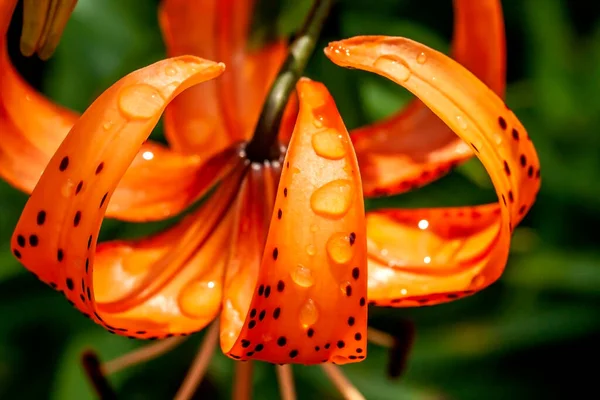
[0,0,540,398]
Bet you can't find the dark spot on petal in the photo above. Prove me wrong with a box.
[352,267,359,280]
[85,258,89,273]
[241,340,251,348]
[307,328,314,338]
[246,351,254,357]
[520,155,526,167]
[36,211,46,226]
[324,343,331,349]
[447,293,459,299]
[258,284,264,296]
[59,156,69,171]
[356,348,363,353]
[96,162,104,174]
[345,285,352,297]
[508,190,514,203]
[498,116,507,130]
[337,340,345,349]
[347,316,355,326]
[277,280,285,292]
[100,193,108,208]
[359,297,366,306]
[57,249,64,262]
[501,194,507,206]
[527,165,534,178]
[470,142,479,152]
[259,310,266,321]
[73,211,82,227]
[248,320,256,329]
[272,248,278,260]
[512,128,519,140]
[315,346,320,351]
[75,181,83,195]
[87,235,92,249]
[289,350,298,358]
[354,333,362,341]
[283,188,287,197]
[250,308,257,318]
[277,336,287,346]
[277,209,282,219]
[349,232,356,245]
[255,344,263,352]
[503,161,511,176]
[16,235,25,247]
[66,278,74,290]
[273,307,281,319]
[13,249,21,259]
[519,205,527,214]
[87,287,91,301]
[264,286,271,298]
[349,355,357,360]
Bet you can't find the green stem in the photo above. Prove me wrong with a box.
[245,0,334,162]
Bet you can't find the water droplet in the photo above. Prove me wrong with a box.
[313,118,323,128]
[306,244,316,256]
[299,298,319,327]
[311,128,346,160]
[291,264,314,288]
[326,233,353,265]
[416,52,427,64]
[103,121,113,131]
[61,179,74,198]
[423,256,431,264]
[470,275,485,288]
[118,84,164,120]
[310,224,319,233]
[178,280,221,318]
[417,219,429,230]
[373,55,411,82]
[165,66,177,76]
[455,115,468,130]
[310,179,353,219]
[339,281,351,295]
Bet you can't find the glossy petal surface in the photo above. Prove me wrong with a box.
[11,56,233,336]
[227,79,367,365]
[350,0,505,197]
[159,0,287,156]
[325,36,540,305]
[1,1,233,221]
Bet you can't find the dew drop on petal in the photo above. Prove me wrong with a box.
[306,244,316,256]
[310,179,353,219]
[311,128,346,160]
[326,232,354,265]
[416,52,427,64]
[374,55,411,82]
[455,115,468,130]
[165,66,177,76]
[299,298,319,327]
[178,280,221,318]
[118,84,164,119]
[291,264,315,288]
[103,121,113,131]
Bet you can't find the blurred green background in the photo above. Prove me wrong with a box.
[1,0,599,398]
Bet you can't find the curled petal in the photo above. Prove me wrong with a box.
[159,0,287,156]
[11,56,231,335]
[325,36,540,303]
[227,79,368,365]
[0,2,232,221]
[349,0,505,197]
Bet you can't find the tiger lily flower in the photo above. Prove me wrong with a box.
[1,0,540,398]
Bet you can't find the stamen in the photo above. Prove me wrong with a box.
[104,336,187,374]
[173,322,220,400]
[368,323,415,379]
[233,361,254,400]
[320,363,365,400]
[81,351,118,400]
[276,365,297,400]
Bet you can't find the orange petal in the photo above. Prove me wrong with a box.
[220,163,280,357]
[11,56,231,336]
[349,0,505,197]
[159,0,287,156]
[325,36,540,305]
[0,2,233,222]
[227,79,368,365]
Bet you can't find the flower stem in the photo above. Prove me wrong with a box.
[245,0,334,162]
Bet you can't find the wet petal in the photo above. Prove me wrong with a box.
[325,36,540,304]
[11,56,231,335]
[228,79,368,365]
[348,0,505,197]
[220,163,280,358]
[0,3,232,221]
[159,0,287,156]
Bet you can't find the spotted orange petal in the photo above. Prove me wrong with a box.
[227,79,368,365]
[159,0,287,157]
[350,0,505,197]
[326,36,540,305]
[0,0,233,222]
[11,56,233,336]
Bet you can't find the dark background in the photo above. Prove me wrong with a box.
[1,0,599,398]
